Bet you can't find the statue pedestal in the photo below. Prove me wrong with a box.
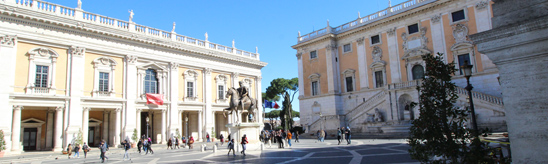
[226,123,263,152]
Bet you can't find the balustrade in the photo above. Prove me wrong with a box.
[7,0,260,60]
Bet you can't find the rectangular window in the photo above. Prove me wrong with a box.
[346,77,353,92]
[218,85,225,99]
[310,50,317,59]
[375,71,384,88]
[99,72,109,92]
[35,65,48,88]
[371,35,380,45]
[187,82,194,97]
[458,54,471,75]
[452,10,465,22]
[343,44,351,53]
[311,81,319,96]
[408,24,419,34]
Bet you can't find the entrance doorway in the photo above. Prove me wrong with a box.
[23,128,37,151]
[140,112,153,141]
[88,127,95,146]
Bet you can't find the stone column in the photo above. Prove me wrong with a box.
[45,110,54,150]
[198,111,203,141]
[296,53,305,98]
[386,28,402,83]
[11,105,23,153]
[114,108,121,146]
[102,111,110,144]
[325,40,340,94]
[255,76,263,122]
[53,106,64,152]
[469,0,548,162]
[356,37,370,89]
[82,107,90,146]
[429,14,447,62]
[136,109,142,140]
[169,63,179,137]
[161,109,166,144]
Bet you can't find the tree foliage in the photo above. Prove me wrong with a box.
[265,78,299,130]
[408,53,493,163]
[0,130,6,152]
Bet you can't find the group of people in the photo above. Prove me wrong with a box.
[66,142,91,159]
[337,127,352,145]
[261,130,299,148]
[137,136,155,155]
[227,134,248,156]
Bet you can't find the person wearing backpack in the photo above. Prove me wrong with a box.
[73,144,81,158]
[122,140,131,161]
[66,143,73,159]
[240,134,249,156]
[82,142,90,158]
[99,141,108,163]
[227,139,235,156]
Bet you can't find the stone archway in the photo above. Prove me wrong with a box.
[398,94,414,120]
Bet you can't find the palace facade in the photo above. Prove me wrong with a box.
[293,0,505,136]
[0,0,266,153]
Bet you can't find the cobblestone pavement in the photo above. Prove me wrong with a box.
[0,139,419,164]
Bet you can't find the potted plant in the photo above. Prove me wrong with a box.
[0,130,6,157]
[131,129,138,148]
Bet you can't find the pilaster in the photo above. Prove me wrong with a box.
[45,110,54,150]
[386,27,402,83]
[430,14,447,61]
[356,37,369,89]
[53,106,64,152]
[124,55,138,143]
[203,68,213,139]
[161,109,166,144]
[114,108,121,146]
[297,53,305,98]
[11,105,22,153]
[82,107,90,147]
[325,40,340,94]
[67,46,86,142]
[0,35,17,148]
[169,62,179,136]
[255,76,263,122]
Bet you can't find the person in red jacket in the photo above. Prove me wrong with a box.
[240,134,249,156]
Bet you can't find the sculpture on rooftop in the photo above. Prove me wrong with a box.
[172,22,176,32]
[77,0,82,9]
[128,10,134,22]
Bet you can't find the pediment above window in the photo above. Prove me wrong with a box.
[21,118,45,127]
[308,73,321,81]
[402,48,432,61]
[93,57,117,68]
[27,47,59,60]
[215,74,228,82]
[137,62,168,72]
[342,69,356,77]
[184,69,199,79]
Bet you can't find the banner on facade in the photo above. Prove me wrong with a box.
[146,93,164,105]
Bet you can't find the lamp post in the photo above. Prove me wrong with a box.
[146,116,150,138]
[461,60,479,138]
[185,116,189,138]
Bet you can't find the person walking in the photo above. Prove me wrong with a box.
[146,137,154,154]
[175,137,180,149]
[143,139,148,153]
[240,134,248,156]
[189,136,194,149]
[227,139,235,156]
[167,137,173,149]
[320,129,325,142]
[137,139,143,153]
[286,130,292,148]
[74,144,80,158]
[206,133,210,142]
[99,141,108,163]
[82,142,90,158]
[316,130,321,142]
[101,140,109,160]
[122,140,131,161]
[337,128,342,145]
[345,127,352,145]
[220,134,224,146]
[295,131,300,143]
[277,130,283,148]
[66,144,72,159]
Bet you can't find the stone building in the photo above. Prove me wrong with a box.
[293,0,505,136]
[0,0,265,153]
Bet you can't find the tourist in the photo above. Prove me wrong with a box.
[101,140,109,160]
[146,137,154,154]
[99,141,108,163]
[82,142,90,158]
[337,127,342,145]
[189,136,195,149]
[206,133,210,142]
[345,127,352,145]
[74,144,80,158]
[295,131,300,143]
[66,144,73,159]
[167,137,173,149]
[142,139,147,153]
[122,140,131,161]
[137,139,143,153]
[240,134,248,156]
[175,137,180,149]
[227,139,235,156]
[220,134,224,146]
[277,130,283,148]
[316,130,321,142]
[286,130,292,147]
[320,129,325,142]
[281,130,286,148]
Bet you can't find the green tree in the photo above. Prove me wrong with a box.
[132,128,139,143]
[0,130,6,152]
[75,130,84,145]
[265,110,281,125]
[265,78,298,130]
[408,53,493,163]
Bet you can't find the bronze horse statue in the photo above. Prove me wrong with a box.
[223,87,258,123]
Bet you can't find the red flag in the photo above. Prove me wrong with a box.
[146,93,164,105]
[273,102,280,109]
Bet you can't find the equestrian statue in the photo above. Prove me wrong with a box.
[223,81,258,123]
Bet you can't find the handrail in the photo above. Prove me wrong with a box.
[297,0,435,43]
[10,0,259,60]
[344,90,387,122]
[455,87,504,106]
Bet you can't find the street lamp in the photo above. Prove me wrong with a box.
[461,60,479,138]
[185,116,189,138]
[146,116,150,138]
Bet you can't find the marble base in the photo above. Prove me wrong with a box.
[226,123,263,152]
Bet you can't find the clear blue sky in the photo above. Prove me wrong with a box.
[46,0,408,114]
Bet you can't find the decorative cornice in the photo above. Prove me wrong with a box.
[431,14,441,23]
[0,35,17,47]
[203,68,212,75]
[475,1,488,11]
[170,62,179,70]
[325,43,337,50]
[470,15,548,45]
[69,46,86,57]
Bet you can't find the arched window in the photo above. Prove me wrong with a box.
[412,65,424,80]
[144,69,158,93]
